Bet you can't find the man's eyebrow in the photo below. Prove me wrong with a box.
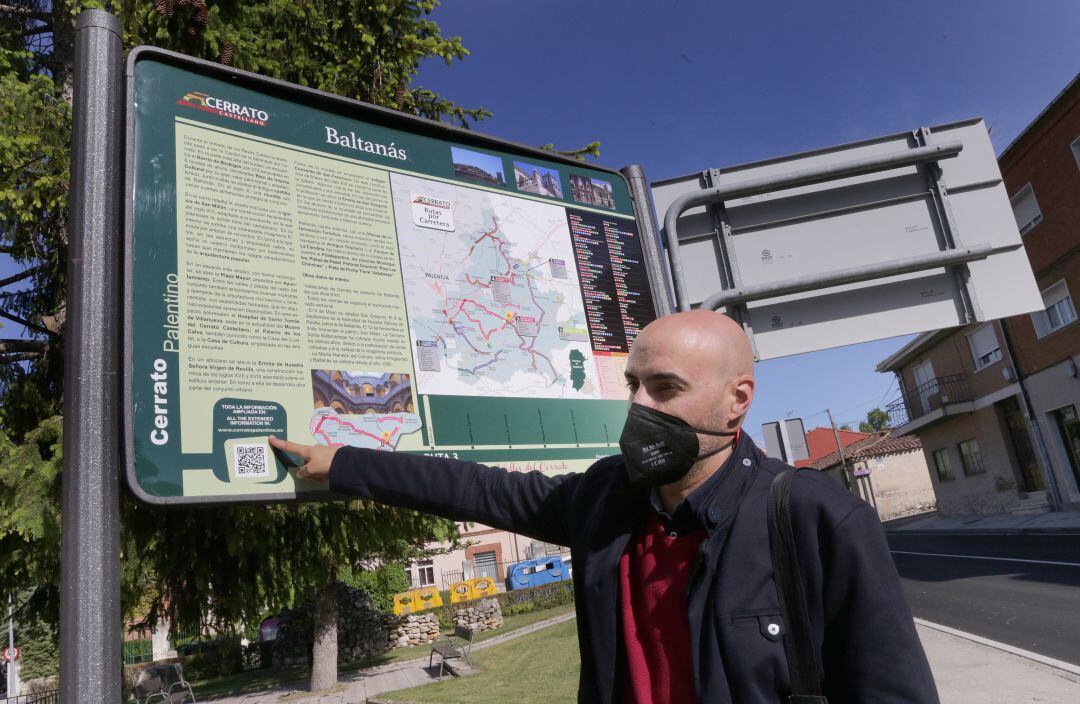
[624,371,689,385]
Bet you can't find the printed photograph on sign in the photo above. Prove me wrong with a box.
[570,174,616,209]
[389,173,600,399]
[309,370,421,450]
[451,146,506,187]
[513,161,563,199]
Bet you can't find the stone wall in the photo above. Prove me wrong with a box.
[272,582,391,668]
[385,612,440,648]
[451,598,503,633]
[270,586,511,668]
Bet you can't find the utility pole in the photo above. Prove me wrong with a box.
[827,408,854,494]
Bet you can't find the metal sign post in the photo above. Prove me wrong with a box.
[59,9,124,702]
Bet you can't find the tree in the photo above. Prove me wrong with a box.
[1,0,498,691]
[859,408,890,434]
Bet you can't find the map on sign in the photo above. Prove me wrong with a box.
[392,174,600,399]
[309,407,422,450]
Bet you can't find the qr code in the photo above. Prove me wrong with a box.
[233,443,270,477]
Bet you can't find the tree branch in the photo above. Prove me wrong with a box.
[0,309,56,337]
[0,352,43,364]
[21,23,51,37]
[0,339,47,354]
[0,4,48,19]
[0,265,47,290]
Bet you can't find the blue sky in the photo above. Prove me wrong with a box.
[5,1,1077,443]
[416,0,1080,441]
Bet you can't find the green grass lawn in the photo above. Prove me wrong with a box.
[378,616,580,704]
[189,603,577,700]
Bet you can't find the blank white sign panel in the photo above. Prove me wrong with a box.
[650,119,1042,360]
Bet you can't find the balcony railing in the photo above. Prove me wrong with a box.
[885,374,972,428]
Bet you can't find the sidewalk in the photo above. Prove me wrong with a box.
[885,509,1080,534]
[918,620,1080,703]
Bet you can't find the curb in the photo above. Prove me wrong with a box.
[914,618,1080,677]
[888,528,1080,536]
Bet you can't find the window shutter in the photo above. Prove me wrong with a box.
[1010,185,1042,235]
[968,324,999,362]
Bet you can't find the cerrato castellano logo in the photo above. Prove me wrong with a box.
[177,91,269,126]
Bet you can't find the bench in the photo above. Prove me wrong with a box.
[428,625,475,678]
[132,663,197,704]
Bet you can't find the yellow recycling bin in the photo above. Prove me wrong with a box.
[392,586,443,615]
[449,580,472,604]
[448,577,498,604]
[470,577,498,599]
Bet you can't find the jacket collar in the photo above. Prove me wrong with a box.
[648,429,759,535]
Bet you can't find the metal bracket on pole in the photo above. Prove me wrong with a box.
[701,243,1021,311]
[621,165,675,316]
[916,127,983,323]
[703,170,760,357]
[60,9,123,703]
[662,140,965,313]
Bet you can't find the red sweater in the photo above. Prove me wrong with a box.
[619,510,706,704]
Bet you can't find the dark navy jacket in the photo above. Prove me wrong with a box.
[329,432,939,703]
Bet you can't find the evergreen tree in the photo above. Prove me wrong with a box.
[0,0,504,690]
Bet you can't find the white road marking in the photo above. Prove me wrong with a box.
[890,550,1080,568]
[914,618,1080,677]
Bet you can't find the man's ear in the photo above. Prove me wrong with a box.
[730,374,754,420]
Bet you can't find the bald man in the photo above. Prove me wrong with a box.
[271,311,938,704]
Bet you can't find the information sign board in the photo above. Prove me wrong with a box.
[125,48,660,504]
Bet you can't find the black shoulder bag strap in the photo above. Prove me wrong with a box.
[768,470,829,704]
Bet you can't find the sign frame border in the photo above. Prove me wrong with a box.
[122,46,664,506]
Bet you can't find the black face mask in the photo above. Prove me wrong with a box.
[618,403,738,488]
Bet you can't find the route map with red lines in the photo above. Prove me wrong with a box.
[391,173,606,400]
[309,407,422,450]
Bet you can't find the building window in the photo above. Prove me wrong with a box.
[1010,184,1043,236]
[1072,137,1080,172]
[932,448,954,482]
[967,324,1002,371]
[1031,280,1077,338]
[958,439,985,476]
[411,559,435,588]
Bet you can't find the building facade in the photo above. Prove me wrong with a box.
[407,521,569,592]
[996,73,1080,512]
[877,73,1080,515]
[811,433,937,521]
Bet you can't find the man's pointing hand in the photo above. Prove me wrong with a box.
[268,435,339,482]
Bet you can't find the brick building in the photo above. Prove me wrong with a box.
[877,73,1080,515]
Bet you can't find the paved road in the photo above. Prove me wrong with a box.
[887,531,1080,666]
